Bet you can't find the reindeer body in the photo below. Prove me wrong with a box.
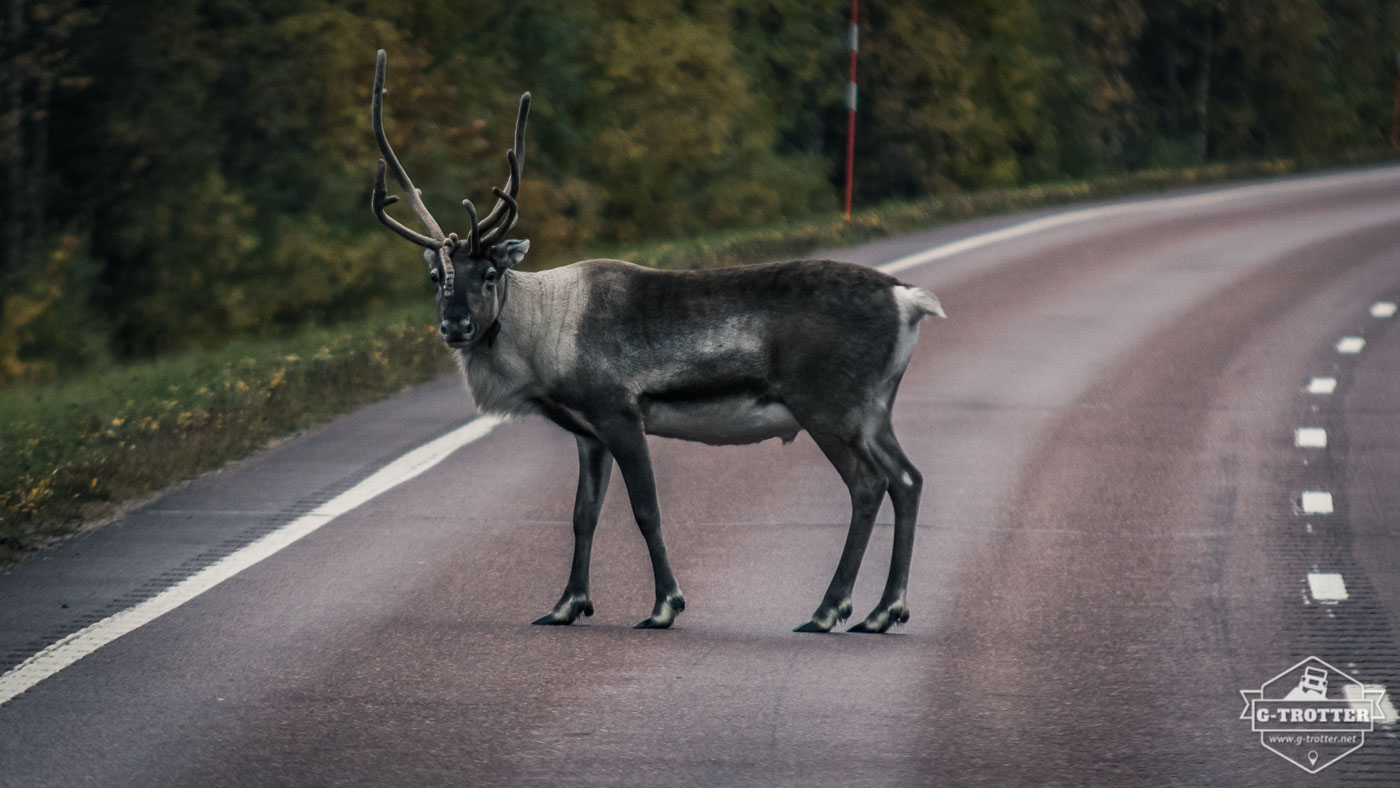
[369,51,944,632]
[463,259,937,446]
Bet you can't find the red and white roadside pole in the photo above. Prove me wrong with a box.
[842,0,859,222]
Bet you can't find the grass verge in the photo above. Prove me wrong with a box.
[2,152,1393,563]
[0,305,452,562]
[599,155,1381,270]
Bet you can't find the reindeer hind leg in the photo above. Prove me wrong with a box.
[794,430,888,633]
[848,420,921,633]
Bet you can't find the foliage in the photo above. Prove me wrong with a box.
[1,0,1398,380]
[0,304,451,560]
[0,147,1390,562]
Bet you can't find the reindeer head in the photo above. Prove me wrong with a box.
[370,50,532,349]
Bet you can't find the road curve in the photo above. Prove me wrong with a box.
[3,167,1400,786]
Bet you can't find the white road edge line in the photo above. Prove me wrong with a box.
[4,164,1395,707]
[0,416,503,707]
[877,166,1397,275]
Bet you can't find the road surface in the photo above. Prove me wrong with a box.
[3,167,1400,786]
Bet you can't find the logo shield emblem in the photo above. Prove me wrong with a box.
[1239,656,1389,773]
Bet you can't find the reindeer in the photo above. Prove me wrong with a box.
[369,51,944,633]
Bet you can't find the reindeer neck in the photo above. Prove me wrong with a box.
[456,268,583,416]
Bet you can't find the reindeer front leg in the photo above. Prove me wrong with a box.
[595,418,685,629]
[533,435,612,625]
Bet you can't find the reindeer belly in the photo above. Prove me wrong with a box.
[643,397,801,446]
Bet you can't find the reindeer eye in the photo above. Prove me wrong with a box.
[429,269,441,285]
[483,268,497,289]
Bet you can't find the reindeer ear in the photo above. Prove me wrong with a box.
[489,239,530,269]
[423,248,438,264]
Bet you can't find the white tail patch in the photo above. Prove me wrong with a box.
[893,285,947,323]
[884,286,941,390]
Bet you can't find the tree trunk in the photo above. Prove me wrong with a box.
[1194,16,1212,162]
[32,76,48,244]
[4,0,24,276]
[1164,36,1179,138]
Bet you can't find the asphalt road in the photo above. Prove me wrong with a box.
[3,167,1400,786]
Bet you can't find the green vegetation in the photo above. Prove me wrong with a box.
[1,151,1386,561]
[5,2,1399,380]
[613,156,1328,271]
[0,305,449,561]
[3,2,1399,558]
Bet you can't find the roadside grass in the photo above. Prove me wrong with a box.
[596,157,1309,271]
[0,305,452,561]
[2,152,1392,563]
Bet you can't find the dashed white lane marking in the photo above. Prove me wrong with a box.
[1371,301,1397,318]
[1306,377,1337,394]
[1345,683,1398,724]
[1300,491,1334,514]
[0,416,504,707]
[1336,336,1366,353]
[1307,572,1349,602]
[1295,428,1328,448]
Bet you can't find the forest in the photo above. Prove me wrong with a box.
[3,0,1397,381]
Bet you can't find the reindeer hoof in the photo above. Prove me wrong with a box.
[634,592,684,629]
[532,592,594,625]
[847,600,909,634]
[794,598,852,633]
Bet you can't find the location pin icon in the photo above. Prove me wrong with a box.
[1307,751,1319,766]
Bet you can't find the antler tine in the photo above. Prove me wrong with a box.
[476,92,530,239]
[479,155,520,246]
[371,50,447,248]
[373,160,437,248]
[461,198,482,256]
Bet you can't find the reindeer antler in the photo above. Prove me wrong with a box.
[371,50,447,249]
[478,93,530,245]
[371,51,529,253]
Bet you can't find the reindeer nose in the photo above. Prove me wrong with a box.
[440,315,474,340]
